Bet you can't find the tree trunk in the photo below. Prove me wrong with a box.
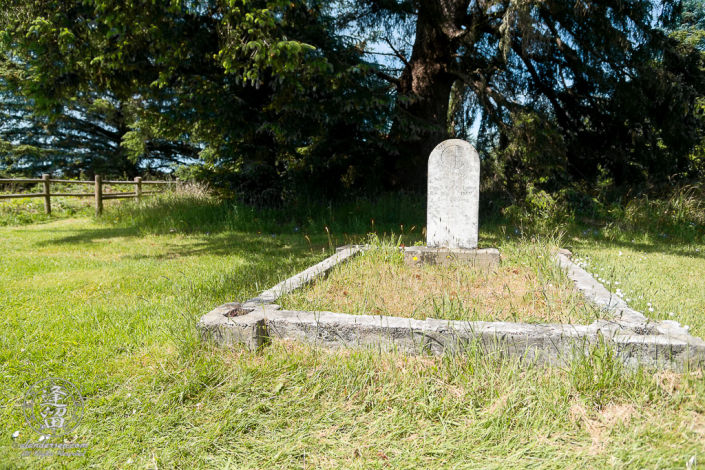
[386,0,466,191]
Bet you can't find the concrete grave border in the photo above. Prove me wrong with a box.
[198,245,705,370]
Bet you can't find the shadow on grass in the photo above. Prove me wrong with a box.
[36,220,704,265]
[30,224,336,281]
[33,225,142,245]
[564,232,705,260]
[124,234,325,260]
[28,189,704,264]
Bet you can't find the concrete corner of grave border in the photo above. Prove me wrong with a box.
[555,249,705,369]
[198,245,705,370]
[198,245,365,350]
[199,302,268,351]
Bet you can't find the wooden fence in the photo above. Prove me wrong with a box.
[0,175,178,216]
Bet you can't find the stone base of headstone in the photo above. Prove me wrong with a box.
[403,246,500,270]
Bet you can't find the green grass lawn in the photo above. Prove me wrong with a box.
[567,232,705,339]
[1,195,705,469]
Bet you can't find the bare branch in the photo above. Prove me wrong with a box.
[362,51,404,57]
[374,70,401,86]
[383,37,411,69]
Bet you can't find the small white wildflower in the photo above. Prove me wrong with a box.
[627,298,631,302]
[618,251,623,256]
[669,312,674,317]
[38,435,46,442]
[127,458,133,464]
[685,325,690,331]
[11,431,19,439]
[648,307,654,312]
[615,281,620,285]
[647,302,652,306]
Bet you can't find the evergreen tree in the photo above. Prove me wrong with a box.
[0,91,198,177]
[1,0,703,196]
[0,0,394,198]
[340,0,705,189]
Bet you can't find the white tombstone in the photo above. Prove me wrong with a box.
[427,139,480,249]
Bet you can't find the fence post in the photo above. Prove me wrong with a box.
[42,174,51,215]
[94,175,103,217]
[175,178,180,192]
[135,176,142,200]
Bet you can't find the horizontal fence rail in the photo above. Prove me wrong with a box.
[0,178,173,185]
[0,175,179,216]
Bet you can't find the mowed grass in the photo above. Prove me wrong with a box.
[0,193,704,468]
[0,215,327,468]
[566,232,705,339]
[280,237,602,325]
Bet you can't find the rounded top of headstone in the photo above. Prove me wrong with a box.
[428,139,479,170]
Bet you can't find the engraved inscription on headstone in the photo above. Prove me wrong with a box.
[441,145,465,170]
[427,139,480,249]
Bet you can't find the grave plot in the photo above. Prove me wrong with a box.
[199,139,705,370]
[279,241,603,325]
[199,243,705,370]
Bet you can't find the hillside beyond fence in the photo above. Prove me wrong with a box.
[0,175,178,216]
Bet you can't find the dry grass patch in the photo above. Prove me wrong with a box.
[281,239,603,324]
[569,400,637,454]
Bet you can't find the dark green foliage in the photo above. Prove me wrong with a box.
[678,0,705,49]
[0,0,704,199]
[0,0,395,198]
[343,0,705,191]
[0,91,198,177]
